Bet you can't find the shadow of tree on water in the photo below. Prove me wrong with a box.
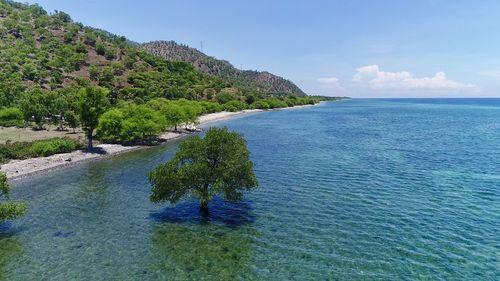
[147,198,259,280]
[0,223,23,281]
[149,197,256,228]
[0,223,23,238]
[149,217,258,280]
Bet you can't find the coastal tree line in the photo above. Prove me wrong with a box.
[0,85,321,145]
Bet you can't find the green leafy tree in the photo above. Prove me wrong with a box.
[163,104,185,131]
[65,111,79,133]
[78,86,108,149]
[0,172,27,222]
[19,88,49,129]
[178,100,203,125]
[120,105,166,142]
[245,94,256,105]
[265,98,288,109]
[222,100,247,112]
[53,11,71,23]
[97,104,167,143]
[46,90,64,129]
[199,101,222,113]
[96,108,123,143]
[0,73,25,107]
[216,91,238,104]
[149,127,258,213]
[251,100,270,109]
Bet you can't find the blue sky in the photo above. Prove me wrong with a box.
[25,0,500,97]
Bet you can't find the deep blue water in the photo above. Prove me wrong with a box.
[1,99,499,280]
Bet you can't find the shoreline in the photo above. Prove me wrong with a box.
[1,104,318,181]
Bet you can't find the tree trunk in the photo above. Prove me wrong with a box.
[87,129,93,149]
[200,201,209,214]
[59,117,64,131]
[199,183,210,214]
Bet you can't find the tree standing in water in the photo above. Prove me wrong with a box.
[0,172,27,222]
[148,127,258,213]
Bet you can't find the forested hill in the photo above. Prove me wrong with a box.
[142,41,306,97]
[1,0,310,108]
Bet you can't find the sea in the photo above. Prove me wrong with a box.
[2,98,499,280]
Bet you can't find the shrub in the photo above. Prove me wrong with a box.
[222,104,238,112]
[75,42,87,54]
[97,104,168,143]
[222,100,247,112]
[29,138,81,157]
[199,101,222,113]
[283,98,295,107]
[104,48,116,60]
[84,31,96,46]
[0,142,31,164]
[0,138,81,163]
[96,42,106,55]
[0,107,24,127]
[266,98,288,109]
[216,91,238,104]
[250,100,270,110]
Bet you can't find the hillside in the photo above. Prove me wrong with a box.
[142,41,306,97]
[0,1,234,107]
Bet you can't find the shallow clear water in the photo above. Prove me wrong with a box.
[2,99,499,280]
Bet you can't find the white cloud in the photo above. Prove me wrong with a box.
[317,77,342,89]
[353,65,476,90]
[478,71,500,78]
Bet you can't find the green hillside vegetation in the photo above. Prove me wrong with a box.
[0,0,228,108]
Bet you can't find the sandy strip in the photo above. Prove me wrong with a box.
[1,104,319,180]
[198,109,262,125]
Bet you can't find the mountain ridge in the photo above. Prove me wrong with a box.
[142,40,306,96]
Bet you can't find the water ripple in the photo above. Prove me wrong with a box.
[2,99,499,280]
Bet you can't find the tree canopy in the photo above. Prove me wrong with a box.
[0,172,27,222]
[148,127,258,213]
[78,86,108,149]
[97,103,166,143]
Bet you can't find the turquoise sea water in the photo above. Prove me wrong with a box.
[1,99,499,280]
